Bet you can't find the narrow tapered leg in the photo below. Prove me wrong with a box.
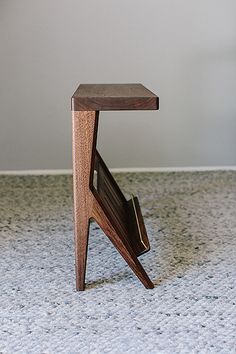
[72,110,99,290]
[74,218,90,290]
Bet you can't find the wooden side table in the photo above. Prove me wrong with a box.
[71,84,159,290]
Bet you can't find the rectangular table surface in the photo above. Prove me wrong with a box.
[71,83,159,111]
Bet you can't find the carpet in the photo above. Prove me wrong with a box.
[0,171,236,354]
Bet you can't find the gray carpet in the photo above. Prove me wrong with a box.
[0,171,236,354]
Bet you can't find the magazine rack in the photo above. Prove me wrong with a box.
[71,84,159,290]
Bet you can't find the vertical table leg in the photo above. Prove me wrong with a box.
[72,110,98,290]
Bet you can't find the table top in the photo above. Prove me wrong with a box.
[71,84,159,111]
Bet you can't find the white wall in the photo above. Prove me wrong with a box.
[0,0,236,170]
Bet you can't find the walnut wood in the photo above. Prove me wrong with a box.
[72,110,99,291]
[72,109,154,290]
[94,152,150,257]
[127,196,150,256]
[72,84,159,111]
[92,196,154,289]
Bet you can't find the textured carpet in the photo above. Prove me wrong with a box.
[0,171,236,354]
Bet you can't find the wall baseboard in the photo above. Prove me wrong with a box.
[0,166,235,175]
[0,169,73,176]
[111,166,236,173]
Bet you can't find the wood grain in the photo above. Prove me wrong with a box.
[71,83,157,290]
[92,196,154,289]
[72,83,159,111]
[72,110,99,291]
[72,111,154,290]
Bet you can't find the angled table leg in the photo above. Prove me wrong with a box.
[92,197,154,289]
